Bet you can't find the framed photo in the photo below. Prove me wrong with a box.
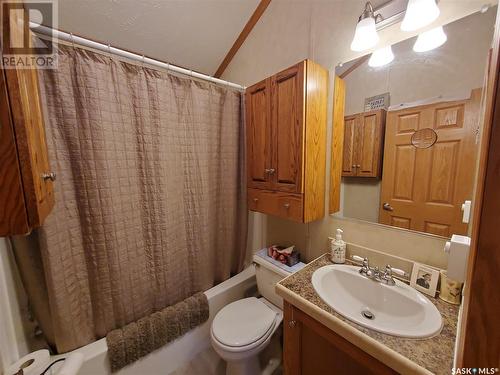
[410,263,440,297]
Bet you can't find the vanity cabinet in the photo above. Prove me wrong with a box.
[342,109,386,178]
[246,60,328,223]
[0,64,55,236]
[283,302,398,375]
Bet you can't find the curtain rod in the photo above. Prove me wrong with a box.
[30,22,246,91]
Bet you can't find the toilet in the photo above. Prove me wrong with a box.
[211,251,305,375]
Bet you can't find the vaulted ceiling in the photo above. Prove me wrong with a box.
[57,0,260,76]
[57,0,496,80]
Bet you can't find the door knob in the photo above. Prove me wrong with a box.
[382,203,394,211]
[42,172,56,182]
[284,203,290,209]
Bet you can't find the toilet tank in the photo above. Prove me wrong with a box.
[253,252,304,309]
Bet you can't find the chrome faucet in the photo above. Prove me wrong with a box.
[352,255,408,286]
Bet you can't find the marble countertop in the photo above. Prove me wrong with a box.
[276,254,460,375]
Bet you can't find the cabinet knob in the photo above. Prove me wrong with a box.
[41,172,56,182]
[253,198,258,203]
[289,320,296,328]
[284,203,290,209]
[265,168,276,175]
[356,165,361,168]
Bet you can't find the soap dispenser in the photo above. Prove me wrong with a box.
[330,229,346,264]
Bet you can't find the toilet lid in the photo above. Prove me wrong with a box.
[212,297,277,347]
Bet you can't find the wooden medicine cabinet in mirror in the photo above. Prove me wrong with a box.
[329,8,496,239]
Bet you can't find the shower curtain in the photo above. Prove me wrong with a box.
[13,44,247,353]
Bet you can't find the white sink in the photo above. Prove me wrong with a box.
[311,265,443,338]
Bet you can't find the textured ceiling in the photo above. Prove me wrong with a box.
[57,0,260,75]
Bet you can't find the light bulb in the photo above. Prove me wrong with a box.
[368,45,394,67]
[413,26,447,52]
[350,17,379,52]
[401,0,440,32]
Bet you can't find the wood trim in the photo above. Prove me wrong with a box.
[214,0,272,78]
[303,60,328,222]
[329,75,345,213]
[339,55,369,79]
[283,302,301,375]
[0,69,30,235]
[457,5,500,367]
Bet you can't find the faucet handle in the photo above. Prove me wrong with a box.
[352,255,368,265]
[352,255,369,276]
[385,265,408,278]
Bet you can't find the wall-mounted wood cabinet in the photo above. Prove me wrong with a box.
[0,65,55,236]
[342,109,386,178]
[283,302,398,375]
[246,60,328,223]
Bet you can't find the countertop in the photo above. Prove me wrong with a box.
[276,254,460,375]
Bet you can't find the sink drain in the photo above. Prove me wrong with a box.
[361,310,375,320]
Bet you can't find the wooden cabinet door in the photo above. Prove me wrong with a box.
[3,66,55,229]
[271,62,305,193]
[379,90,480,236]
[0,68,30,235]
[246,78,273,190]
[342,110,385,177]
[356,110,385,177]
[342,114,357,176]
[283,302,398,375]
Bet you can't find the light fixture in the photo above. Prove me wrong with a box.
[401,0,440,31]
[350,2,380,52]
[413,26,447,52]
[369,45,394,67]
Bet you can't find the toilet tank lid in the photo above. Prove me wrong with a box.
[253,248,306,277]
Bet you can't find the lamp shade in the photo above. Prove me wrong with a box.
[401,0,440,32]
[369,45,394,67]
[413,26,447,52]
[350,17,379,52]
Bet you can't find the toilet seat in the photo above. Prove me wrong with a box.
[211,297,278,351]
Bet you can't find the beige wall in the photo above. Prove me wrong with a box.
[342,178,381,223]
[223,0,496,268]
[341,9,495,223]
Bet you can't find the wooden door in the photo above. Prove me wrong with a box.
[379,90,480,237]
[271,62,305,193]
[246,78,273,190]
[342,114,357,176]
[0,6,55,234]
[356,110,385,177]
[283,302,398,375]
[3,66,55,229]
[0,66,30,235]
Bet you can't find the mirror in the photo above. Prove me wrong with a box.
[331,7,497,239]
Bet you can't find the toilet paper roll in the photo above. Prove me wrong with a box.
[55,352,84,375]
[6,349,50,375]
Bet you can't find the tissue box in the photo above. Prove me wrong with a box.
[267,245,301,267]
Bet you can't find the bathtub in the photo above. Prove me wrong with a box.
[56,265,256,375]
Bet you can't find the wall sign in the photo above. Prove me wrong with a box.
[364,93,390,111]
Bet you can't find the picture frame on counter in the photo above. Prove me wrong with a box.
[410,263,440,297]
